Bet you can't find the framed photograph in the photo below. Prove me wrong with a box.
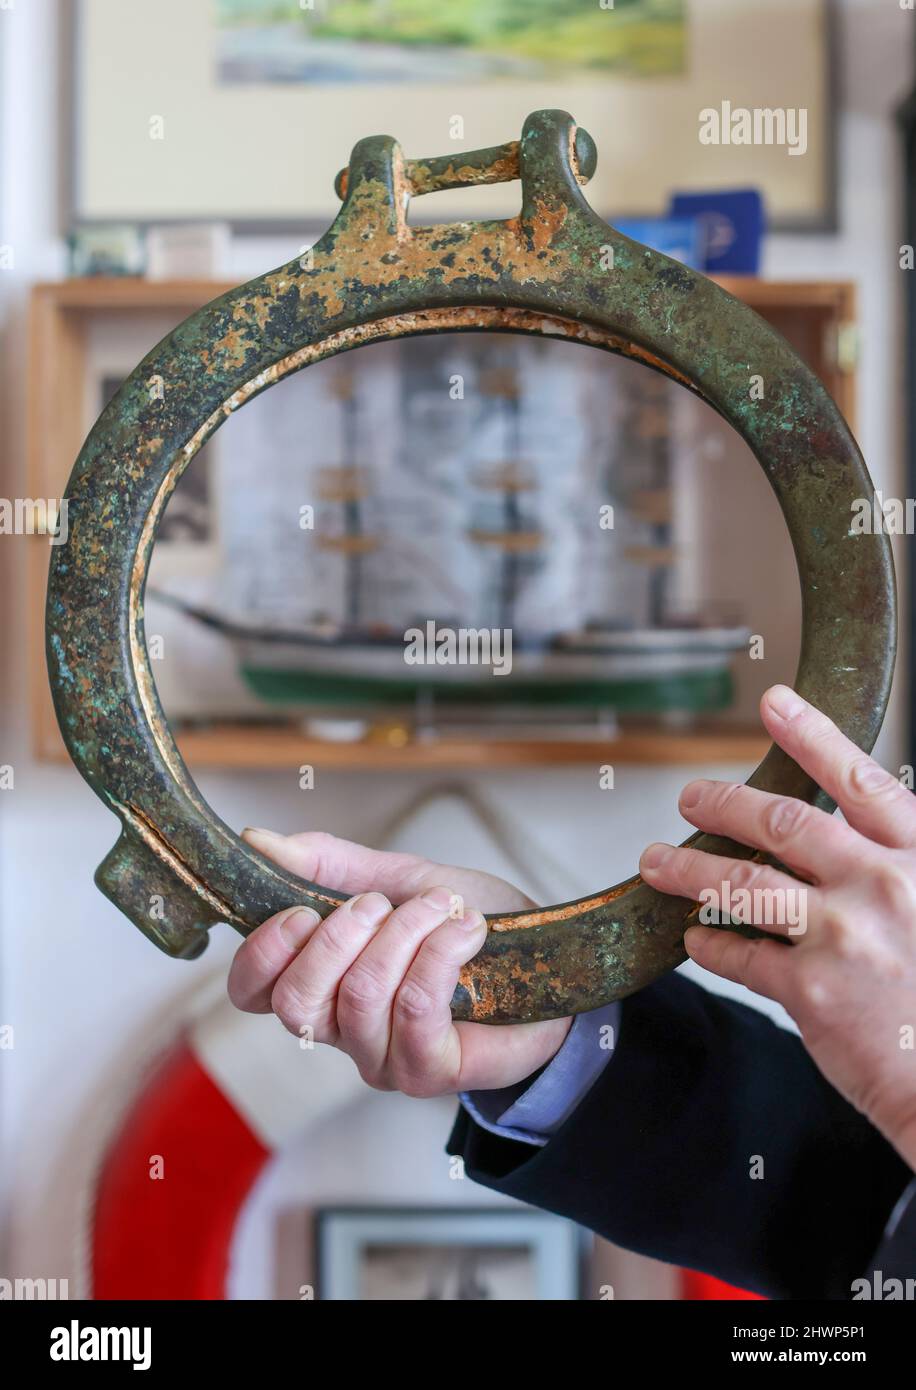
[67,0,836,231]
[316,1207,582,1301]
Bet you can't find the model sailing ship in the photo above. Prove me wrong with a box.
[157,355,748,717]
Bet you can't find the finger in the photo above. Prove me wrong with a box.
[761,685,916,850]
[270,892,391,1042]
[387,908,490,1096]
[675,777,867,882]
[336,887,469,1079]
[684,925,794,1002]
[242,828,435,904]
[228,904,322,1013]
[640,842,815,937]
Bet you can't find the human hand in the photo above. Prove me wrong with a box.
[228,830,571,1096]
[639,683,916,1172]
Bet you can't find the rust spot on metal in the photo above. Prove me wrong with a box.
[520,197,569,253]
[486,876,642,932]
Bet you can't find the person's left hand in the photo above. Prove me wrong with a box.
[639,683,916,1172]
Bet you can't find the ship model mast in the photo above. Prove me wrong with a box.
[315,372,380,630]
[469,366,544,632]
[620,373,675,628]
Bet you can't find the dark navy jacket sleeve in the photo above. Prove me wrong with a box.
[446,970,914,1300]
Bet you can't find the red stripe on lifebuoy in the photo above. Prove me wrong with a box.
[91,1040,270,1300]
[682,1269,765,1300]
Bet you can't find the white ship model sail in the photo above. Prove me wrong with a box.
[156,346,748,715]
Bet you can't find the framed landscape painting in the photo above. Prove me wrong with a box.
[68,0,835,230]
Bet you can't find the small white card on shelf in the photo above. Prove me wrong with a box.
[145,223,231,280]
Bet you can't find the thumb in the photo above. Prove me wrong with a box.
[242,828,436,904]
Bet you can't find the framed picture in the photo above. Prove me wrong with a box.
[67,0,836,232]
[316,1207,582,1300]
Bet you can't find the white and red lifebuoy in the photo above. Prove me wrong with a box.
[87,988,363,1300]
[84,978,759,1302]
[682,1269,764,1301]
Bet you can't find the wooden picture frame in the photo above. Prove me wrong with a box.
[315,1206,582,1301]
[65,0,838,233]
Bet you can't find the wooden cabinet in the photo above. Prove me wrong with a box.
[28,278,856,770]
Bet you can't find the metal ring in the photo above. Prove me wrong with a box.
[47,110,895,1022]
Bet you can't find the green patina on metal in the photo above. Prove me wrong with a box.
[46,110,895,1023]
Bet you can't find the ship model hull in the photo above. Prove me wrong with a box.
[232,621,749,714]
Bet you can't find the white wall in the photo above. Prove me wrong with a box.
[1,0,911,1299]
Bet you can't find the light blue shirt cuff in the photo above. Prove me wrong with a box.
[460,1000,620,1147]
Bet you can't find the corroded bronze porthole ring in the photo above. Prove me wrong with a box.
[46,110,895,1023]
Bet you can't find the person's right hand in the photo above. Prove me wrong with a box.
[228,829,572,1097]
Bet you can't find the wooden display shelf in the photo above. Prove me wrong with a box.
[28,276,856,771]
[35,712,768,770]
[34,273,855,314]
[28,275,858,434]
[171,721,769,771]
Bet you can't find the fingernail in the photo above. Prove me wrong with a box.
[684,926,711,955]
[457,909,485,932]
[244,826,285,847]
[679,779,710,810]
[348,892,390,926]
[766,685,806,720]
[277,905,321,950]
[421,886,456,912]
[641,843,672,872]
